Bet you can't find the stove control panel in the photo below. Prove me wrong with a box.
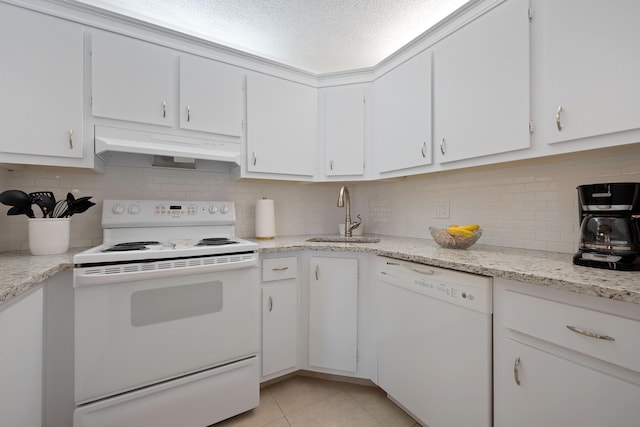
[103,200,236,227]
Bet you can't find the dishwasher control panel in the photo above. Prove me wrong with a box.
[376,256,492,314]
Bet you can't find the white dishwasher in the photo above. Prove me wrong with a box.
[376,256,492,427]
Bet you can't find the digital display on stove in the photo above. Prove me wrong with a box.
[170,205,182,210]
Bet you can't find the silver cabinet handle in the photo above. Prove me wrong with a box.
[440,137,446,155]
[514,356,521,386]
[566,325,615,341]
[555,105,563,131]
[187,105,191,122]
[251,152,257,166]
[315,265,319,281]
[421,141,427,158]
[272,266,289,272]
[330,159,334,170]
[68,129,73,149]
[163,100,167,118]
[268,295,273,312]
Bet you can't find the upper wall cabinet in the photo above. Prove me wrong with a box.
[0,3,84,165]
[179,55,243,137]
[373,50,432,175]
[245,73,317,177]
[320,85,366,177]
[91,30,175,127]
[434,0,531,164]
[542,0,640,144]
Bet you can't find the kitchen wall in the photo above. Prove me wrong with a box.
[0,165,347,251]
[359,143,640,253]
[1,143,639,253]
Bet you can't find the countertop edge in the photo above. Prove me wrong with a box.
[2,236,639,307]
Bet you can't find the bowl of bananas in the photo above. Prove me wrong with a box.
[430,224,482,249]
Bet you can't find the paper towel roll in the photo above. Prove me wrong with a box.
[255,198,276,239]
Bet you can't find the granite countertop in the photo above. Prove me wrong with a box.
[0,249,83,306]
[2,235,639,308]
[254,235,640,305]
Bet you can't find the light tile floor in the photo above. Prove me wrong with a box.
[212,375,420,427]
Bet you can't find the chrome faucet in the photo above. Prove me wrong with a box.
[337,185,361,237]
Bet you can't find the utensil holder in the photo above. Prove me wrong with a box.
[28,218,71,255]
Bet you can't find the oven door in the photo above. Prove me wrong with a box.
[74,257,259,404]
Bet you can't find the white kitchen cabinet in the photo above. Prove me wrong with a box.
[0,288,43,427]
[541,0,640,144]
[434,0,530,163]
[373,49,432,174]
[308,257,358,372]
[91,30,175,127]
[0,3,84,165]
[321,85,366,177]
[494,278,640,427]
[179,54,243,137]
[245,73,317,177]
[261,256,298,379]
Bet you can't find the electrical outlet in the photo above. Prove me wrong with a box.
[434,201,450,219]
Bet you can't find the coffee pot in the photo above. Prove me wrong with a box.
[573,182,640,270]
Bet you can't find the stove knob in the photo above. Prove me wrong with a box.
[220,204,229,214]
[112,203,125,215]
[209,205,219,214]
[128,204,141,214]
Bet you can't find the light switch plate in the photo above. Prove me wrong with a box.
[434,201,450,219]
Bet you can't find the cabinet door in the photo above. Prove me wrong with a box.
[434,0,530,163]
[0,4,83,159]
[246,74,317,176]
[373,50,432,174]
[497,338,640,427]
[179,55,243,136]
[0,289,43,427]
[322,85,365,176]
[308,257,358,372]
[91,30,174,126]
[542,0,640,144]
[262,282,298,377]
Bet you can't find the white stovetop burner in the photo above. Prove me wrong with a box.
[74,199,257,265]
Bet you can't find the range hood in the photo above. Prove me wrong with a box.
[94,126,241,171]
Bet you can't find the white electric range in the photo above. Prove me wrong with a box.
[73,200,260,427]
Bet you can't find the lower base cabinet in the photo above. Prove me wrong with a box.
[261,256,298,379]
[494,278,640,426]
[0,288,43,427]
[499,338,640,427]
[308,256,358,373]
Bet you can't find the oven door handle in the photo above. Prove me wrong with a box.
[74,256,258,287]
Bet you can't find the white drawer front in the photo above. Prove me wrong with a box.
[262,257,297,282]
[503,290,640,373]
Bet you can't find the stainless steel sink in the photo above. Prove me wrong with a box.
[306,236,380,243]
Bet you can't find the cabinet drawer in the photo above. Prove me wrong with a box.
[262,257,297,282]
[503,290,640,373]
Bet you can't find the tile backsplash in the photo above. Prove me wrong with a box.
[1,143,639,253]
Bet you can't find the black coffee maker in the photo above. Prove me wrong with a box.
[573,182,640,270]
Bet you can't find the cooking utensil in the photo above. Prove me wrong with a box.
[29,192,56,217]
[52,200,68,218]
[7,206,35,217]
[0,190,35,217]
[66,199,95,217]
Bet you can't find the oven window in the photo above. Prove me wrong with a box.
[131,281,223,327]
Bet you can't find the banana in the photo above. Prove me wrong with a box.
[446,223,480,238]
[446,226,474,238]
[457,224,480,231]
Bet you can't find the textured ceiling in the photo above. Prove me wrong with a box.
[73,0,470,74]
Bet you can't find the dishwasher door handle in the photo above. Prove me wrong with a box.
[385,261,436,276]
